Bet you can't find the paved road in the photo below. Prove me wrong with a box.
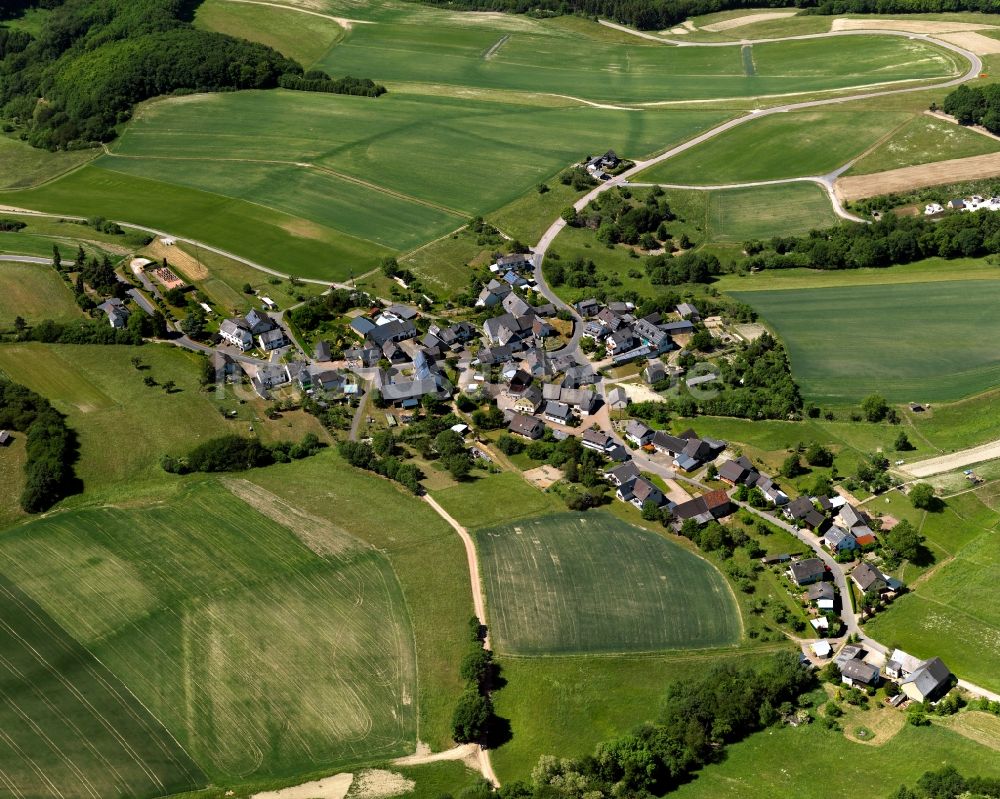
[0,254,76,266]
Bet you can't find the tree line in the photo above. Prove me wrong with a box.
[0,378,79,512]
[278,71,386,97]
[161,433,322,474]
[337,439,424,494]
[0,0,384,150]
[740,210,1000,271]
[942,83,1000,135]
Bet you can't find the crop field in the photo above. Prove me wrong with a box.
[0,262,81,323]
[0,481,417,782]
[307,0,959,103]
[732,280,1000,404]
[0,573,205,799]
[849,114,1000,175]
[642,109,914,184]
[475,511,740,655]
[0,343,234,493]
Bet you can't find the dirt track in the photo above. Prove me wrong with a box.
[701,11,797,32]
[836,151,1000,201]
[902,439,1000,478]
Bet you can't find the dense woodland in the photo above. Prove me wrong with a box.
[414,0,1000,30]
[0,0,382,149]
[942,83,1000,135]
[0,378,78,512]
[740,210,1000,271]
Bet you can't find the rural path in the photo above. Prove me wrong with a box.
[901,439,1000,478]
[0,254,75,265]
[392,743,480,767]
[419,494,499,788]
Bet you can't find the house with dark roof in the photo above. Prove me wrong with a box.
[851,562,887,594]
[718,456,759,487]
[350,316,377,338]
[476,279,512,308]
[508,413,545,440]
[619,476,666,510]
[900,657,952,702]
[672,489,732,525]
[314,340,332,361]
[659,320,695,336]
[513,385,543,415]
[676,303,700,320]
[754,475,789,506]
[574,298,600,318]
[544,401,573,424]
[841,659,880,688]
[806,582,836,604]
[624,420,653,447]
[643,360,667,385]
[822,526,858,554]
[787,558,827,586]
[651,428,724,471]
[220,318,253,351]
[581,429,616,453]
[344,345,380,367]
[604,461,639,487]
[257,326,289,352]
[366,319,417,348]
[98,297,129,329]
[494,253,533,272]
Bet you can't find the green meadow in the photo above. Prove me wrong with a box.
[849,114,1000,175]
[732,280,1000,404]
[0,261,81,323]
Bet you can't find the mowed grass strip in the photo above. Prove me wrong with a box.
[476,511,740,655]
[0,480,417,782]
[641,109,913,184]
[0,574,206,799]
[733,280,1000,404]
[0,262,81,323]
[850,114,1000,175]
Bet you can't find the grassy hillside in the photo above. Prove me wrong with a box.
[0,261,81,323]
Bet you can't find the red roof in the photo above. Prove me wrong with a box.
[703,489,731,510]
[855,534,877,547]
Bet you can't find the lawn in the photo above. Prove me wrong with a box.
[475,511,741,655]
[732,280,1000,404]
[194,0,345,67]
[432,471,565,530]
[0,261,81,323]
[641,108,914,184]
[0,480,417,783]
[0,573,206,799]
[849,114,1000,175]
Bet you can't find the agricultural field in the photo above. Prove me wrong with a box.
[0,480,417,783]
[0,262,81,323]
[732,280,1000,404]
[0,135,96,190]
[849,114,1000,175]
[432,472,565,530]
[475,511,741,655]
[0,573,205,799]
[703,182,838,241]
[641,109,915,184]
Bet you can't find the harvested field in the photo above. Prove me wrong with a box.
[836,151,1000,201]
[937,30,1000,54]
[831,18,998,33]
[902,438,1000,477]
[141,238,208,280]
[475,511,741,655]
[522,465,563,489]
[701,11,797,31]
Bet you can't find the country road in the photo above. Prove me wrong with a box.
[0,254,76,266]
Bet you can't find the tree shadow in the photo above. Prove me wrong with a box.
[484,714,513,750]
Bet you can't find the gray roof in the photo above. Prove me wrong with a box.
[789,558,826,584]
[544,401,572,421]
[851,562,886,592]
[508,413,544,438]
[840,660,880,684]
[901,657,951,698]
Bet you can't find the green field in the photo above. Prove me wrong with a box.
[0,262,81,323]
[704,182,838,241]
[642,109,914,184]
[0,573,205,799]
[733,280,1000,404]
[0,135,97,190]
[475,511,741,655]
[0,480,417,783]
[849,114,1000,175]
[309,1,959,103]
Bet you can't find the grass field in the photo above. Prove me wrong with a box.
[0,573,206,799]
[0,343,234,494]
[670,714,1000,798]
[432,472,565,530]
[850,115,1000,175]
[0,262,81,323]
[641,109,914,184]
[475,511,741,655]
[732,280,1000,404]
[0,480,417,782]
[704,182,838,241]
[491,646,788,781]
[194,0,345,67]
[0,135,97,190]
